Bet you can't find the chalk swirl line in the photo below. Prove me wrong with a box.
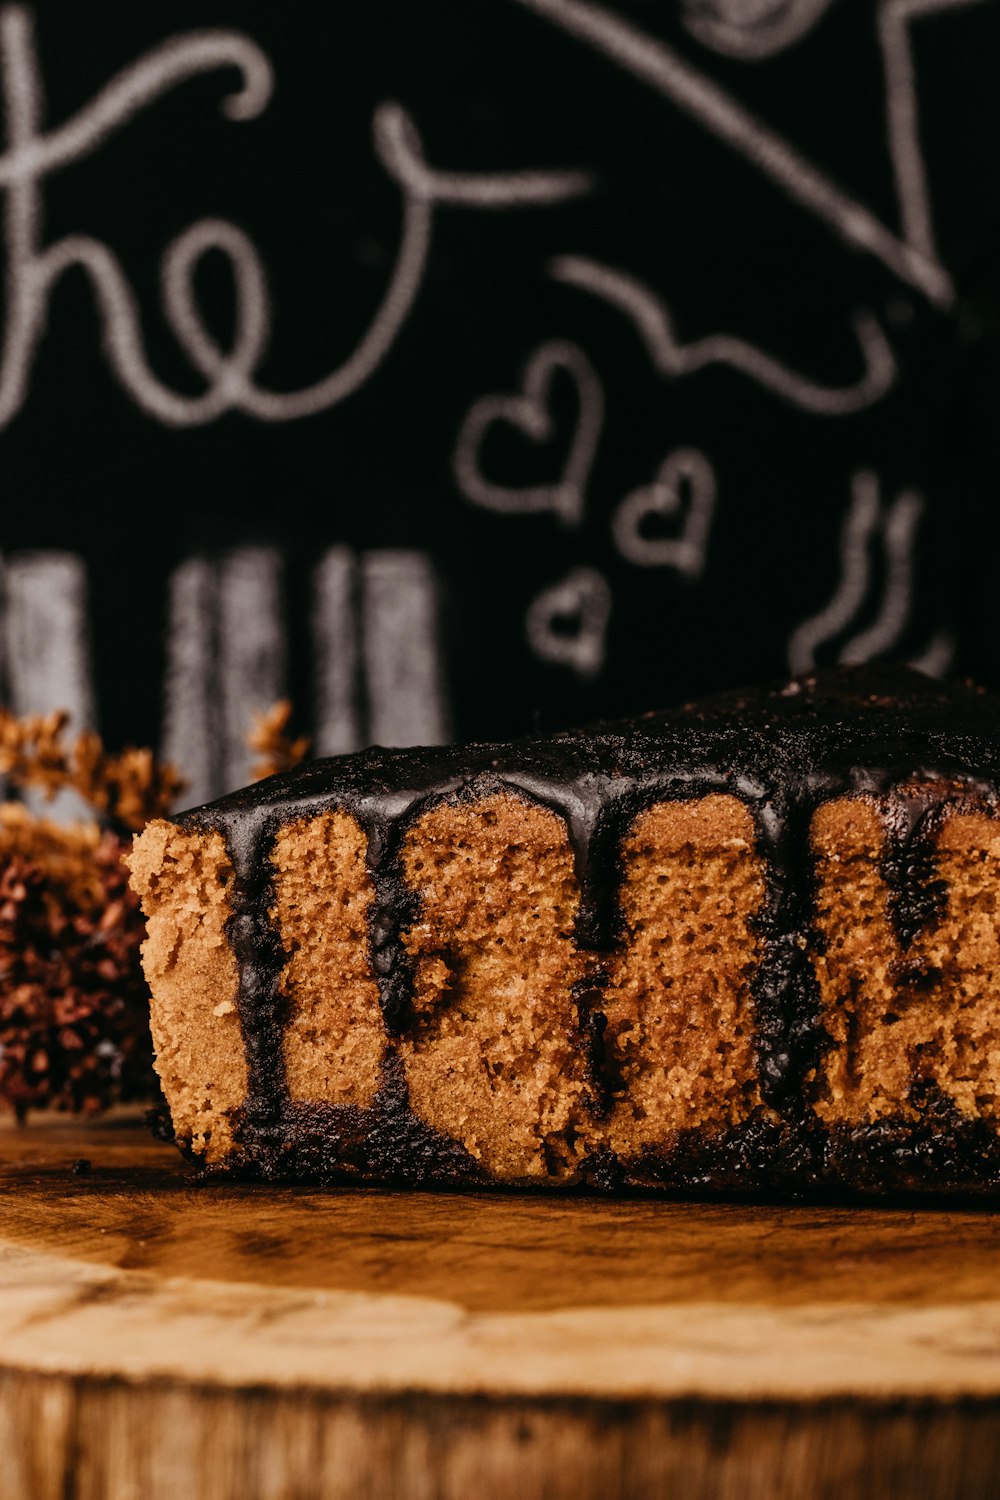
[506,0,956,306]
[549,255,897,415]
[681,0,838,61]
[787,469,940,674]
[0,4,597,429]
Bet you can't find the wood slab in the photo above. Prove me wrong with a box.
[3,1113,1000,1498]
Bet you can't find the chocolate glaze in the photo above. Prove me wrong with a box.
[173,665,1000,1197]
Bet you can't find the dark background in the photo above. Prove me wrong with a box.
[4,0,999,763]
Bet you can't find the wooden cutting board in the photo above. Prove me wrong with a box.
[3,1114,1000,1499]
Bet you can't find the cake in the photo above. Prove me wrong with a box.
[126,667,1000,1195]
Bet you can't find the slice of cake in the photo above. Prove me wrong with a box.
[127,667,1000,1195]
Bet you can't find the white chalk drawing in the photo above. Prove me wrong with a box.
[361,551,451,748]
[507,0,993,307]
[612,448,716,576]
[878,0,986,271]
[908,628,955,678]
[787,471,893,671]
[525,565,612,677]
[0,0,984,445]
[0,0,980,444]
[161,556,218,810]
[453,341,604,526]
[313,547,361,759]
[217,548,287,793]
[0,6,593,429]
[681,0,837,61]
[166,547,290,800]
[1,550,95,819]
[0,7,273,427]
[787,469,950,675]
[164,109,592,423]
[551,256,897,414]
[838,486,923,664]
[161,545,451,802]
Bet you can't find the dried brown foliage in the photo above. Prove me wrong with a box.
[248,699,311,782]
[0,710,186,832]
[0,709,182,1117]
[0,810,156,1120]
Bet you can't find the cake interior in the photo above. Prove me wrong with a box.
[130,777,1000,1183]
[398,793,589,1181]
[273,811,385,1112]
[132,791,771,1176]
[600,795,768,1160]
[128,822,244,1160]
[808,796,1000,1129]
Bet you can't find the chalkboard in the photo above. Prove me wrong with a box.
[0,1,997,802]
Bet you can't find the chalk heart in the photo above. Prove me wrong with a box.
[453,340,604,528]
[525,566,611,679]
[612,448,716,578]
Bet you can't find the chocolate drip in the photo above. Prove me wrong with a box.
[879,793,950,950]
[875,780,996,948]
[172,666,1000,1193]
[746,790,826,1110]
[570,972,612,1118]
[211,804,288,1137]
[502,769,616,949]
[356,795,424,1035]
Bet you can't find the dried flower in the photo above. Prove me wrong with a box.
[0,710,186,832]
[248,699,311,781]
[0,809,156,1120]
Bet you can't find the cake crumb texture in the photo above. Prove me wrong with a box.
[603,795,768,1158]
[271,810,385,1107]
[809,797,1000,1126]
[399,794,590,1182]
[127,820,245,1159]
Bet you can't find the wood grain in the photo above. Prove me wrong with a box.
[3,1113,1000,1498]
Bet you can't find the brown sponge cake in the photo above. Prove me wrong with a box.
[127,667,1000,1195]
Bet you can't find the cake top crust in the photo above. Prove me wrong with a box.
[175,665,1000,837]
[170,663,1000,967]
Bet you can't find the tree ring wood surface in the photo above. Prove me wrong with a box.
[3,1113,1000,1498]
